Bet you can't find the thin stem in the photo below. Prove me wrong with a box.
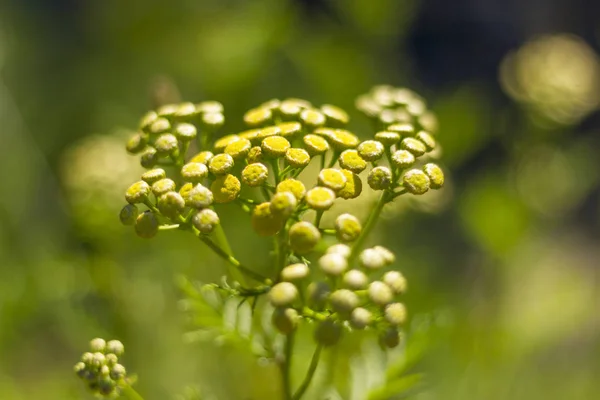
[349,191,390,262]
[158,224,180,231]
[121,385,144,400]
[281,332,295,400]
[271,159,282,185]
[292,344,323,400]
[199,235,267,283]
[327,151,341,168]
[314,210,324,229]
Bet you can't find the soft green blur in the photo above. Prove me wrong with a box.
[1,1,599,399]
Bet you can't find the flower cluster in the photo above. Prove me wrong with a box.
[74,338,128,397]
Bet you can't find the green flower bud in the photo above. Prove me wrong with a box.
[387,122,415,136]
[152,178,176,196]
[149,117,171,135]
[379,327,401,349]
[280,263,310,282]
[214,134,241,152]
[154,133,179,156]
[139,110,158,133]
[300,108,326,129]
[174,102,200,121]
[303,134,330,156]
[272,307,299,335]
[91,352,106,368]
[402,169,430,195]
[372,85,395,107]
[119,204,139,226]
[423,163,444,189]
[318,168,347,191]
[288,221,321,254]
[314,320,342,346]
[350,307,373,329]
[106,340,124,356]
[89,338,106,353]
[74,362,87,378]
[196,100,224,114]
[98,378,116,396]
[368,281,394,306]
[357,140,384,161]
[416,130,436,151]
[200,112,225,130]
[140,148,158,168]
[81,352,94,365]
[307,281,330,310]
[125,181,150,204]
[306,186,336,210]
[157,191,185,218]
[269,282,299,307]
[319,253,348,276]
[135,211,159,238]
[241,163,269,187]
[261,136,291,158]
[190,151,214,165]
[418,111,438,133]
[181,162,208,183]
[384,303,407,326]
[174,123,197,141]
[342,269,368,290]
[110,363,126,380]
[391,150,416,169]
[192,209,220,234]
[329,289,359,314]
[338,150,367,174]
[277,122,303,138]
[315,128,359,150]
[337,170,362,199]
[327,244,351,258]
[251,202,284,236]
[247,146,263,163]
[208,153,235,175]
[270,191,297,218]
[373,246,395,265]
[244,107,273,127]
[211,174,241,203]
[374,131,401,146]
[367,166,392,190]
[356,95,382,118]
[105,354,118,366]
[383,271,407,295]
[335,213,362,242]
[285,148,311,168]
[141,168,166,184]
[157,103,179,119]
[224,138,252,160]
[321,104,349,127]
[277,179,306,201]
[359,248,386,270]
[126,133,148,154]
[400,137,427,157]
[185,184,213,208]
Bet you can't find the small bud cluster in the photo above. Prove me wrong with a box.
[269,244,407,348]
[74,338,128,397]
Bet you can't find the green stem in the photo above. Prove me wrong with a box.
[158,224,180,231]
[281,331,295,400]
[314,210,324,229]
[327,151,341,168]
[121,385,144,400]
[349,191,390,262]
[292,344,323,400]
[199,235,267,283]
[271,159,282,185]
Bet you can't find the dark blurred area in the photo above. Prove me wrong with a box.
[1,0,599,399]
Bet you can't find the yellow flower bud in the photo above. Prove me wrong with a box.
[343,269,368,290]
[157,191,185,218]
[416,130,436,151]
[261,135,291,158]
[384,303,407,326]
[423,163,444,189]
[387,122,415,136]
[251,202,284,236]
[270,192,297,218]
[179,182,193,199]
[211,174,241,203]
[303,134,330,156]
[192,209,220,234]
[214,134,240,152]
[244,107,273,127]
[391,150,416,169]
[367,166,392,190]
[329,289,359,314]
[140,148,158,168]
[268,282,298,307]
[314,128,359,150]
[152,178,176,196]
[139,111,158,133]
[141,168,166,184]
[154,133,179,156]
[189,151,214,165]
[277,122,303,139]
[277,179,306,201]
[247,146,263,163]
[174,123,197,141]
[196,100,224,114]
[208,153,235,175]
[357,140,384,161]
[200,112,224,130]
[256,126,281,142]
[288,221,321,254]
[337,170,362,199]
[125,181,151,204]
[321,104,349,127]
[181,162,208,183]
[285,148,311,168]
[306,186,336,210]
[338,150,367,174]
[335,213,362,242]
[400,137,427,157]
[126,133,148,154]
[374,131,401,146]
[383,271,407,295]
[350,307,372,329]
[318,168,347,191]
[241,163,269,187]
[319,253,348,276]
[185,184,213,209]
[300,108,326,129]
[280,263,310,282]
[224,138,252,160]
[402,169,430,195]
[368,281,393,306]
[149,117,171,135]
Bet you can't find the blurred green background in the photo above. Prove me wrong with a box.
[1,0,600,399]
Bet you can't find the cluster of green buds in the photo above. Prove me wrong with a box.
[74,338,129,397]
[115,86,444,397]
